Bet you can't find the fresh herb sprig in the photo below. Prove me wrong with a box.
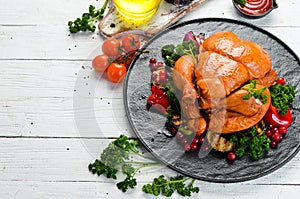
[68,0,108,33]
[164,82,181,119]
[234,0,246,6]
[161,40,198,67]
[229,126,270,160]
[88,135,199,197]
[142,175,199,197]
[242,80,269,104]
[269,83,295,115]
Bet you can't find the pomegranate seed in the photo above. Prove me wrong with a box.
[150,63,158,71]
[270,141,277,148]
[227,151,236,162]
[157,61,164,67]
[149,58,157,64]
[272,132,281,143]
[190,143,198,150]
[277,77,285,85]
[279,126,287,135]
[265,129,272,138]
[152,72,158,79]
[159,75,167,83]
[159,70,167,76]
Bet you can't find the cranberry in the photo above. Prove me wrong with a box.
[159,70,167,77]
[184,144,191,151]
[149,58,157,64]
[267,124,274,130]
[270,141,277,148]
[192,137,199,144]
[277,77,285,85]
[198,136,205,144]
[227,151,236,162]
[265,129,272,138]
[190,143,198,150]
[279,126,287,135]
[272,132,282,143]
[272,127,279,134]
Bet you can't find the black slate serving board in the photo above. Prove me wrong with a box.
[123,18,300,182]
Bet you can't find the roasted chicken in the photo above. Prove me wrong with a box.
[173,31,276,134]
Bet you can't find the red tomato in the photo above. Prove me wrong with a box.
[102,38,122,57]
[121,34,141,52]
[92,54,109,72]
[113,51,136,69]
[107,63,127,83]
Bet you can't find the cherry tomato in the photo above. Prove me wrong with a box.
[122,34,141,52]
[92,54,109,72]
[277,77,285,85]
[102,38,122,57]
[107,63,127,83]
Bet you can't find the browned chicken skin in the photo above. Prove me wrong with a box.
[203,31,272,79]
[173,55,207,135]
[172,31,275,134]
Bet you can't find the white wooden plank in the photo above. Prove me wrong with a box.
[0,138,299,184]
[0,96,135,138]
[0,25,299,60]
[0,181,300,199]
[0,0,299,27]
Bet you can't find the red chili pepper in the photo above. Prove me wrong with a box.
[263,104,292,127]
[147,86,170,115]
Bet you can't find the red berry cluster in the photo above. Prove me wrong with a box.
[175,131,205,152]
[265,124,287,148]
[149,58,169,85]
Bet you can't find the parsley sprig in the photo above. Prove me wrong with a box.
[229,126,270,160]
[242,80,268,104]
[142,175,199,197]
[269,83,295,115]
[68,0,108,33]
[88,135,200,197]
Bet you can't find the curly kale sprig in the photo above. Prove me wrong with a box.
[142,175,199,197]
[88,135,161,192]
[269,83,295,115]
[68,0,108,33]
[229,126,271,160]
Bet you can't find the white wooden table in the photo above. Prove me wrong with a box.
[0,0,299,198]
